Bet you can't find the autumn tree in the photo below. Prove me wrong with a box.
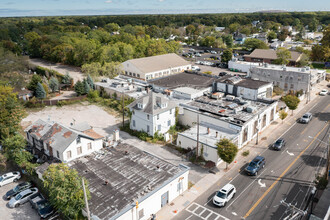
[283,95,300,115]
[0,86,25,140]
[274,48,291,65]
[217,138,238,169]
[43,163,90,218]
[279,110,288,123]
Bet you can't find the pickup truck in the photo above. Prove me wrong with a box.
[29,193,45,209]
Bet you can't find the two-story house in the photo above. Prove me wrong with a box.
[25,119,104,162]
[128,92,177,137]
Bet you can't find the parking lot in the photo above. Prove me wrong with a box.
[0,179,39,220]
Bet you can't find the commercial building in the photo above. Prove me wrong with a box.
[214,75,273,100]
[149,72,215,100]
[25,119,103,162]
[121,53,191,81]
[244,49,302,66]
[128,92,177,137]
[249,64,326,92]
[69,143,189,220]
[177,95,278,165]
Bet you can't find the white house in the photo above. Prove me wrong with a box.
[128,92,177,137]
[122,53,191,81]
[214,75,273,100]
[25,119,104,162]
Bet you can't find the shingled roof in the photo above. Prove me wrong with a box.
[244,49,302,62]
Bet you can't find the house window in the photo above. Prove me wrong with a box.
[56,151,60,158]
[139,209,144,219]
[147,115,150,120]
[133,120,136,127]
[168,120,171,126]
[125,71,128,75]
[157,114,159,120]
[66,151,72,159]
[77,146,82,155]
[87,143,92,150]
[137,74,140,78]
[76,137,81,144]
[147,125,150,133]
[158,125,161,131]
[177,181,183,192]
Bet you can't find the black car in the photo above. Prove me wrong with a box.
[5,182,32,200]
[245,156,265,176]
[219,72,227,76]
[35,199,55,219]
[273,138,286,150]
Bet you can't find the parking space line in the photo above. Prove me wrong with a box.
[186,202,230,220]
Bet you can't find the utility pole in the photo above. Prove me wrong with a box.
[256,114,260,145]
[280,200,306,219]
[196,113,200,159]
[122,91,125,128]
[82,178,90,220]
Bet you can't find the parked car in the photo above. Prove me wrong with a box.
[273,138,286,151]
[0,172,21,187]
[29,192,45,209]
[245,156,265,175]
[204,49,210,53]
[219,72,227,76]
[195,53,201,57]
[299,112,312,124]
[210,50,217,54]
[213,183,236,207]
[8,187,39,208]
[5,182,32,200]
[191,65,200,71]
[34,199,55,219]
[319,89,328,96]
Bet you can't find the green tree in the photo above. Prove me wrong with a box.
[279,110,288,123]
[243,38,268,51]
[62,72,71,84]
[74,80,84,96]
[216,138,238,169]
[35,82,46,99]
[104,23,120,33]
[49,77,59,93]
[221,49,233,63]
[0,153,6,171]
[87,74,94,89]
[297,54,309,67]
[228,23,240,33]
[283,95,300,115]
[83,79,90,94]
[222,35,233,48]
[274,48,291,65]
[267,31,277,42]
[43,163,90,219]
[0,86,25,140]
[3,134,32,168]
[27,74,42,93]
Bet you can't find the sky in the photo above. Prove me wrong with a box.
[0,0,329,17]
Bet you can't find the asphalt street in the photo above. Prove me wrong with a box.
[173,95,330,220]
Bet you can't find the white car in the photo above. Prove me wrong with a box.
[0,172,21,187]
[8,187,39,208]
[213,183,236,207]
[195,53,201,57]
[319,89,328,96]
[210,50,217,54]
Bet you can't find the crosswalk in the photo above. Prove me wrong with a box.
[185,202,230,220]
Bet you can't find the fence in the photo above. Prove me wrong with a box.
[31,95,87,106]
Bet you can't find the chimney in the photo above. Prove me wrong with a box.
[207,127,210,134]
[113,129,120,141]
[216,131,218,138]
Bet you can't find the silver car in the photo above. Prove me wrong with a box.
[8,187,39,208]
[300,113,312,124]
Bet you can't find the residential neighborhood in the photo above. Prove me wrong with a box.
[0,5,330,220]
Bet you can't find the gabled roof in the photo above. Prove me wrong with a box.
[244,49,302,62]
[123,53,190,74]
[128,92,176,115]
[25,119,53,140]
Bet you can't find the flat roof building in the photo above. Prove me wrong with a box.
[122,53,191,81]
[244,49,302,66]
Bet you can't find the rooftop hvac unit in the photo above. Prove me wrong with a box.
[264,63,268,68]
[226,95,235,101]
[306,66,311,71]
[246,106,255,113]
[301,68,306,72]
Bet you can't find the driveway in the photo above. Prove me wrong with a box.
[0,179,39,220]
[21,104,208,184]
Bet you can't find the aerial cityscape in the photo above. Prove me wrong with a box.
[0,1,329,220]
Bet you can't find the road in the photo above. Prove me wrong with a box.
[174,95,330,220]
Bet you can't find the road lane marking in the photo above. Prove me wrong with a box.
[301,126,308,135]
[226,168,268,211]
[243,123,329,218]
[186,202,230,220]
[258,179,266,188]
[286,150,294,156]
[185,214,193,220]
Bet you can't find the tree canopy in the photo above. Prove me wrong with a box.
[274,48,291,65]
[216,138,238,169]
[243,38,268,51]
[282,95,300,115]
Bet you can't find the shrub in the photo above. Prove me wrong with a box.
[242,150,250,157]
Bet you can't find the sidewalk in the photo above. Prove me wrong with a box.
[156,81,328,220]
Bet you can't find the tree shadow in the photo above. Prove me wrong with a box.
[300,155,327,167]
[314,112,330,122]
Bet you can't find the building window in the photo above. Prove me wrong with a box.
[137,74,140,78]
[157,114,159,120]
[147,115,150,120]
[125,71,128,75]
[76,137,81,144]
[177,181,183,192]
[147,125,150,133]
[66,151,72,159]
[168,120,171,126]
[170,109,172,114]
[158,125,161,131]
[87,143,92,150]
[290,84,294,89]
[56,151,60,158]
[179,141,181,145]
[139,209,144,219]
[133,120,136,127]
[77,146,82,155]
